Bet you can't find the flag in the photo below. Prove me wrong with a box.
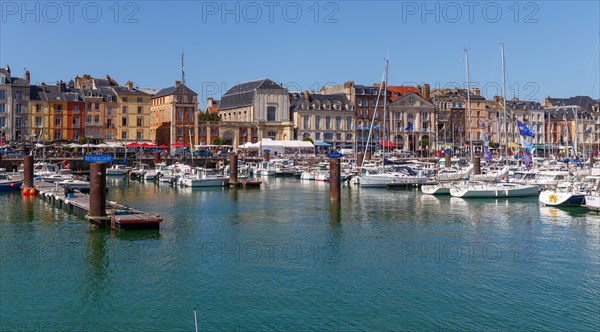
[458,124,462,133]
[517,120,535,138]
[477,117,487,128]
[584,128,591,134]
[480,130,489,145]
[373,123,380,130]
[523,150,532,169]
[483,145,493,161]
[520,136,535,154]
[405,123,413,132]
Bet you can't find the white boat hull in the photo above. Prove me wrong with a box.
[180,177,229,187]
[450,183,539,198]
[421,184,451,195]
[539,190,586,207]
[583,194,600,211]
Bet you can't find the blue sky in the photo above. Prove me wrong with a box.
[1,0,599,103]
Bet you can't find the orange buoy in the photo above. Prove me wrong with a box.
[22,189,30,196]
[29,188,37,195]
[9,183,14,188]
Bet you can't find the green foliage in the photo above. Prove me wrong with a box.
[303,137,314,144]
[212,137,224,145]
[198,113,221,122]
[79,136,93,144]
[419,137,430,147]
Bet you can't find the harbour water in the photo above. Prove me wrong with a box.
[1,177,599,331]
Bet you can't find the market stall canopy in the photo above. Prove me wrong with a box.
[313,141,332,147]
[238,142,259,149]
[378,140,396,148]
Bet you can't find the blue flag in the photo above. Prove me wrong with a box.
[517,120,535,138]
[483,145,493,161]
[405,123,413,132]
[480,130,489,145]
[520,136,535,154]
[523,150,532,169]
[584,127,592,134]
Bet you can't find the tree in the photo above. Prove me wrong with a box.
[79,136,94,144]
[419,137,430,148]
[198,113,221,122]
[303,137,314,144]
[212,137,224,145]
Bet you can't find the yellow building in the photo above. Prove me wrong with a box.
[151,81,198,146]
[113,81,152,142]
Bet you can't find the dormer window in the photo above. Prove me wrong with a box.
[314,102,320,110]
[335,103,341,111]
[302,102,309,110]
[324,102,331,110]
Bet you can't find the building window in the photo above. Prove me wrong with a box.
[136,130,143,140]
[35,117,42,127]
[0,118,4,127]
[325,116,331,129]
[325,103,331,110]
[336,133,341,140]
[36,104,41,112]
[15,104,22,114]
[188,109,193,122]
[0,103,4,113]
[315,132,321,140]
[87,115,92,124]
[335,103,341,111]
[73,106,79,114]
[15,91,22,100]
[107,96,113,102]
[137,97,143,103]
[94,115,99,123]
[95,102,100,110]
[346,133,352,141]
[122,97,128,102]
[335,116,341,130]
[314,103,320,110]
[122,106,127,113]
[137,106,142,114]
[346,116,352,129]
[73,118,79,126]
[54,130,61,140]
[54,105,61,113]
[303,116,309,130]
[0,90,5,100]
[315,115,321,129]
[137,117,143,126]
[121,131,127,139]
[54,116,61,126]
[187,96,193,103]
[73,131,79,140]
[177,95,183,102]
[87,102,92,110]
[324,133,333,140]
[122,117,127,126]
[107,119,113,128]
[267,106,276,121]
[107,107,113,116]
[15,117,22,128]
[177,127,183,136]
[267,131,276,139]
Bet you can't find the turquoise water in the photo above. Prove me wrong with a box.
[1,177,599,331]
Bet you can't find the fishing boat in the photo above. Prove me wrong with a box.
[0,169,23,191]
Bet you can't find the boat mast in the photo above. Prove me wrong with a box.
[501,42,509,168]
[465,49,473,162]
[360,58,388,171]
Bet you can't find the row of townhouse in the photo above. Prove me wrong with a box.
[0,68,196,146]
[2,66,598,153]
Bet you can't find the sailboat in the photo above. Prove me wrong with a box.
[358,59,431,188]
[450,43,539,198]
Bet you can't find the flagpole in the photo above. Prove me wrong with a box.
[501,42,509,169]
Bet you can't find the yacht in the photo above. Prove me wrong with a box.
[107,164,129,176]
[450,181,539,198]
[539,182,586,207]
[179,168,229,187]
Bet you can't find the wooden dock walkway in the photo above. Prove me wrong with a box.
[34,181,162,230]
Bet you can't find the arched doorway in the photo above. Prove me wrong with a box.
[223,131,234,146]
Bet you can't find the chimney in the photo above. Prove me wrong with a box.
[5,65,10,76]
[175,80,182,86]
[423,84,431,100]
[207,97,214,105]
[24,69,30,82]
[472,88,480,96]
[125,80,134,90]
[58,80,66,92]
[303,91,310,101]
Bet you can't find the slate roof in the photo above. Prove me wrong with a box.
[289,92,349,111]
[112,86,149,95]
[547,96,597,113]
[219,78,286,110]
[389,92,434,107]
[152,83,198,99]
[0,68,28,86]
[548,107,594,121]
